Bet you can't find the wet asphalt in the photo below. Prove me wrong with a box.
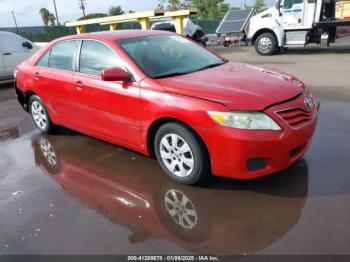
[0,44,349,255]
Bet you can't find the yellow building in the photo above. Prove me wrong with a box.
[65,8,197,35]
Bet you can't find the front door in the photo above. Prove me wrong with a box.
[282,0,305,28]
[72,40,141,149]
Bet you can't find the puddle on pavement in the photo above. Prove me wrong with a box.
[1,98,349,255]
[0,126,19,142]
[20,133,309,255]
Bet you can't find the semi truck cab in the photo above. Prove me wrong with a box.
[247,0,350,55]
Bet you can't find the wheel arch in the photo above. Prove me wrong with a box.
[24,90,38,111]
[15,85,37,112]
[251,28,281,47]
[252,29,275,44]
[146,118,211,164]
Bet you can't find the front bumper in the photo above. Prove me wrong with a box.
[203,99,318,180]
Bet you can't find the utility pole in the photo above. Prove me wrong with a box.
[11,10,19,34]
[53,0,60,25]
[78,0,87,18]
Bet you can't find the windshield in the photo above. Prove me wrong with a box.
[117,35,226,79]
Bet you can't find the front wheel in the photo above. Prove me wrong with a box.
[255,33,278,56]
[154,123,210,185]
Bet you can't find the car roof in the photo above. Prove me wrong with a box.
[57,29,173,42]
[0,31,19,36]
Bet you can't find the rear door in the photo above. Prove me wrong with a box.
[72,40,141,149]
[34,40,79,126]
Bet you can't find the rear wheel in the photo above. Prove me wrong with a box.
[154,123,210,185]
[255,33,277,56]
[29,95,57,134]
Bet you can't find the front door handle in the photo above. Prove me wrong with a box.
[33,72,40,80]
[3,52,12,55]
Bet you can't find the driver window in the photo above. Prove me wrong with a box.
[79,40,123,76]
[284,0,304,9]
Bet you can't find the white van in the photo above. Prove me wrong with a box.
[0,31,39,81]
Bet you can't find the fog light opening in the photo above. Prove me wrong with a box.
[247,158,266,171]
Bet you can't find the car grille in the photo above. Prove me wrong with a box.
[276,107,313,128]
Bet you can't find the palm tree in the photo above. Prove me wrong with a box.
[108,5,125,16]
[39,8,50,26]
[49,13,56,26]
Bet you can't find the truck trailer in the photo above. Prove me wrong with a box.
[247,0,350,55]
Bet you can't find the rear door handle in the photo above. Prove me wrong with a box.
[3,53,12,55]
[75,81,85,90]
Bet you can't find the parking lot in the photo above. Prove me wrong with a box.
[0,43,349,255]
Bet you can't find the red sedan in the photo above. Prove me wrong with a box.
[15,30,317,185]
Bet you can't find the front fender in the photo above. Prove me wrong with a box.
[139,80,227,155]
[273,25,285,47]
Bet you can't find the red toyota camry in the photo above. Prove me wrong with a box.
[15,30,317,185]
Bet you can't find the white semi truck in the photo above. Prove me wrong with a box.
[247,0,350,55]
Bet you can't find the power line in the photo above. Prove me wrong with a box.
[11,10,19,34]
[78,0,87,18]
[53,0,60,25]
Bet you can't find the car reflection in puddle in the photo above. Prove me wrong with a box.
[31,133,308,255]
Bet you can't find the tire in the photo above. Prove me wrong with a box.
[154,123,210,185]
[29,95,57,134]
[255,33,277,56]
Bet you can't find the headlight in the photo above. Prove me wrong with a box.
[207,111,281,130]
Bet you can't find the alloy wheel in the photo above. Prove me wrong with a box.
[258,37,272,54]
[159,134,194,177]
[31,101,47,130]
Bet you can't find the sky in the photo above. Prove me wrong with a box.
[0,0,274,28]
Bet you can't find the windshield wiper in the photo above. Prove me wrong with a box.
[196,61,227,72]
[153,61,228,79]
[153,72,190,79]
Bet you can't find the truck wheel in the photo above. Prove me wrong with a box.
[255,33,277,56]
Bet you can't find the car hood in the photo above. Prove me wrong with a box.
[155,62,304,110]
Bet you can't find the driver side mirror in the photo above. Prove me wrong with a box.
[22,41,33,49]
[279,5,283,16]
[275,0,283,16]
[101,67,131,82]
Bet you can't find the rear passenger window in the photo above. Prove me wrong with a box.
[37,50,50,68]
[79,40,122,75]
[49,41,78,71]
